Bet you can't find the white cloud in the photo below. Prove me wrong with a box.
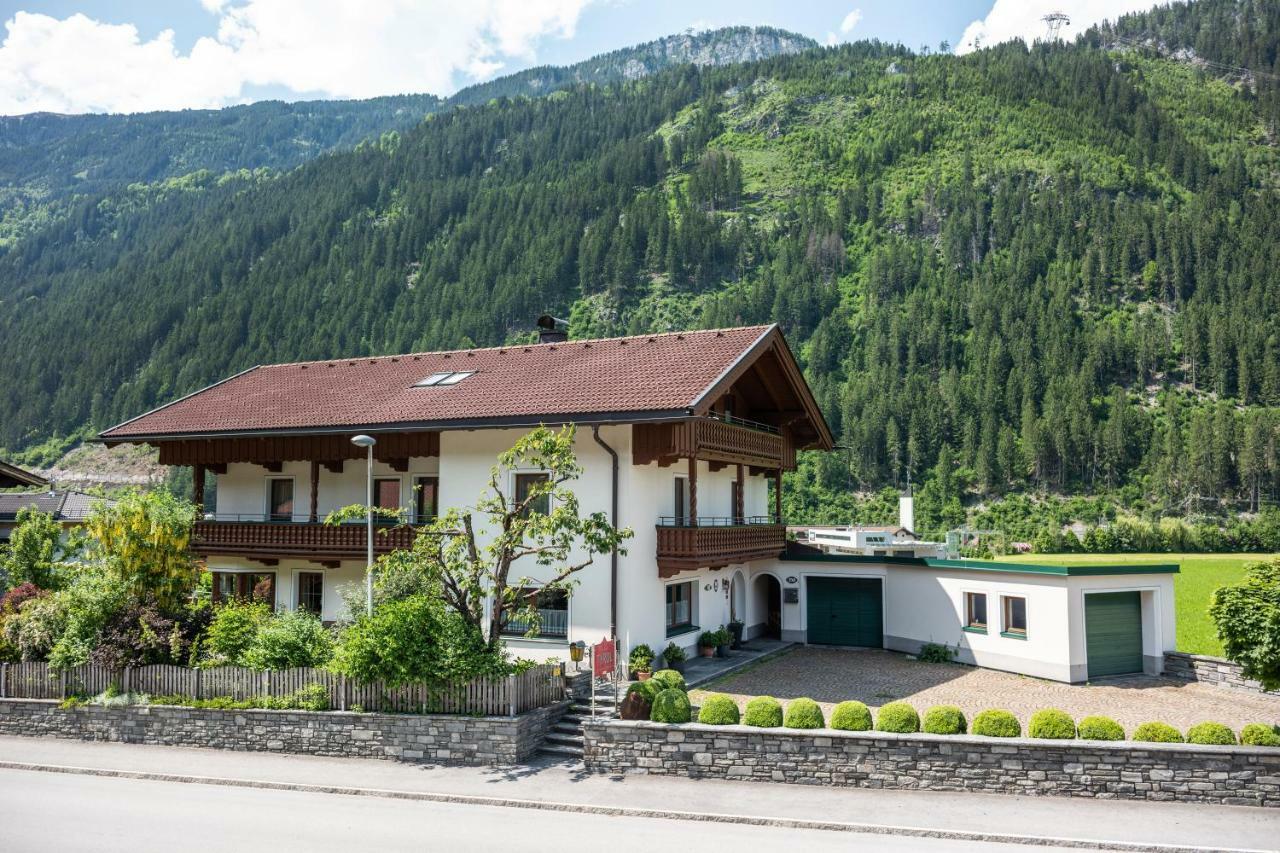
[839,9,863,35]
[0,1,593,115]
[956,0,1154,54]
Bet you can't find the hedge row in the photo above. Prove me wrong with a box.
[636,689,1280,749]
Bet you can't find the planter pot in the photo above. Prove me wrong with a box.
[699,646,716,658]
[728,623,744,649]
[716,644,730,658]
[636,671,652,681]
[666,659,686,674]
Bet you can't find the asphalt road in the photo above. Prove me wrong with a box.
[0,768,1088,852]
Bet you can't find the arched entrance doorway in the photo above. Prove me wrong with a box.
[751,574,781,640]
[730,570,747,625]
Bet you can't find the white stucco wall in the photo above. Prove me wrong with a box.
[213,457,438,521]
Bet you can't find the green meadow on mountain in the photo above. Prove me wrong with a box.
[1,1,1278,540]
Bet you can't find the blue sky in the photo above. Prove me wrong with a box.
[0,1,1155,114]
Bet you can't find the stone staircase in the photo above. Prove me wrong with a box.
[539,671,621,759]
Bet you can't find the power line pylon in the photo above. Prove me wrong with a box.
[1042,12,1070,42]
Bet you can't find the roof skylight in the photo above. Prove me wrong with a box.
[414,371,474,387]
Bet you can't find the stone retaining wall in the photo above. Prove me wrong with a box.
[1163,652,1275,695]
[583,719,1280,807]
[0,698,568,766]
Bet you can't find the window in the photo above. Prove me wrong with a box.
[501,587,568,638]
[665,581,694,635]
[1002,595,1027,639]
[374,478,400,512]
[268,479,294,521]
[673,476,690,525]
[964,592,987,633]
[414,371,474,387]
[211,572,276,606]
[414,476,438,523]
[296,572,324,615]
[514,473,550,517]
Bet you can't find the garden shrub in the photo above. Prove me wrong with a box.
[628,643,654,674]
[242,609,334,670]
[697,693,741,725]
[922,704,967,735]
[1028,708,1076,739]
[829,700,873,731]
[875,701,920,733]
[1209,558,1280,691]
[1132,722,1184,743]
[972,709,1021,738]
[1186,722,1236,746]
[3,592,66,661]
[742,696,783,727]
[650,668,686,693]
[650,688,692,723]
[783,697,824,729]
[916,642,955,664]
[661,642,686,664]
[1077,715,1125,741]
[1240,724,1280,747]
[626,679,659,704]
[48,569,129,670]
[204,601,271,666]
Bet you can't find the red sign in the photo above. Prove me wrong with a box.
[592,637,615,678]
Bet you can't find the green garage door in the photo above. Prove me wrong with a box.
[1085,592,1144,678]
[807,577,883,647]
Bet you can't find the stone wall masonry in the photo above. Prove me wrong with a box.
[1163,652,1275,695]
[583,719,1280,808]
[0,698,569,766]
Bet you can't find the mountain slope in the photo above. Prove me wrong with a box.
[0,1,1277,534]
[0,26,813,247]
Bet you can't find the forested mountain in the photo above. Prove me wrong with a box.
[0,26,809,247]
[1,1,1278,536]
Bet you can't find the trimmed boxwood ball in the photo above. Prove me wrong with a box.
[829,700,873,731]
[697,693,741,725]
[1132,721,1184,743]
[922,704,967,735]
[1186,722,1236,746]
[742,696,784,727]
[1240,723,1280,747]
[875,701,920,733]
[1028,708,1076,739]
[1077,715,1125,741]
[972,709,1021,738]
[784,697,825,729]
[649,688,692,723]
[626,680,658,704]
[650,669,686,693]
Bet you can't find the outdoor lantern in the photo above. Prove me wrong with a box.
[569,641,585,663]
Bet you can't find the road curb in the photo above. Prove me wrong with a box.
[0,759,1264,853]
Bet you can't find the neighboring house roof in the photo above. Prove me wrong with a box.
[0,460,47,489]
[0,490,102,522]
[100,324,833,449]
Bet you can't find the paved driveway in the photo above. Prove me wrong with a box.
[690,647,1280,732]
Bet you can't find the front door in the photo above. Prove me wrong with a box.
[807,577,883,647]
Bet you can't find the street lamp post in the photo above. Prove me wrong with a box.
[350,434,377,617]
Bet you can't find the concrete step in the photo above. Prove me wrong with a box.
[544,731,584,747]
[551,722,581,735]
[537,743,584,758]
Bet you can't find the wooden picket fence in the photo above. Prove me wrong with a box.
[0,661,562,717]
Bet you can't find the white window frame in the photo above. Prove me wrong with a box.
[264,476,296,522]
[962,590,988,633]
[1001,594,1028,639]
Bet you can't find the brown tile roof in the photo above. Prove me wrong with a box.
[102,325,779,440]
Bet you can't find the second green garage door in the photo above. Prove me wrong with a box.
[1085,591,1144,678]
[807,577,883,647]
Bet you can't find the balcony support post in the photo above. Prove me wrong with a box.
[192,464,205,513]
[688,456,698,527]
[735,464,744,524]
[309,460,320,523]
[773,469,782,524]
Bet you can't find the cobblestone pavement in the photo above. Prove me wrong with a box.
[690,647,1280,732]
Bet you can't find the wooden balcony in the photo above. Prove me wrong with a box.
[193,519,416,563]
[656,518,786,577]
[634,417,795,471]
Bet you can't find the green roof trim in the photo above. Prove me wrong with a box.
[781,552,1179,576]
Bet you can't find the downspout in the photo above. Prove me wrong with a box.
[592,425,619,639]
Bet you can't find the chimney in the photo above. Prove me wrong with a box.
[898,494,914,535]
[536,314,568,344]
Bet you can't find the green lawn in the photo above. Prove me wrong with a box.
[996,553,1277,656]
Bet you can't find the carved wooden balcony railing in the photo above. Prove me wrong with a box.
[634,417,795,470]
[656,518,786,577]
[193,519,416,562]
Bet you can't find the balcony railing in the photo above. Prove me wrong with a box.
[501,609,569,639]
[656,518,786,577]
[192,518,416,561]
[634,417,795,470]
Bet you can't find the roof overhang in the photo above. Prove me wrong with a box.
[0,460,47,488]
